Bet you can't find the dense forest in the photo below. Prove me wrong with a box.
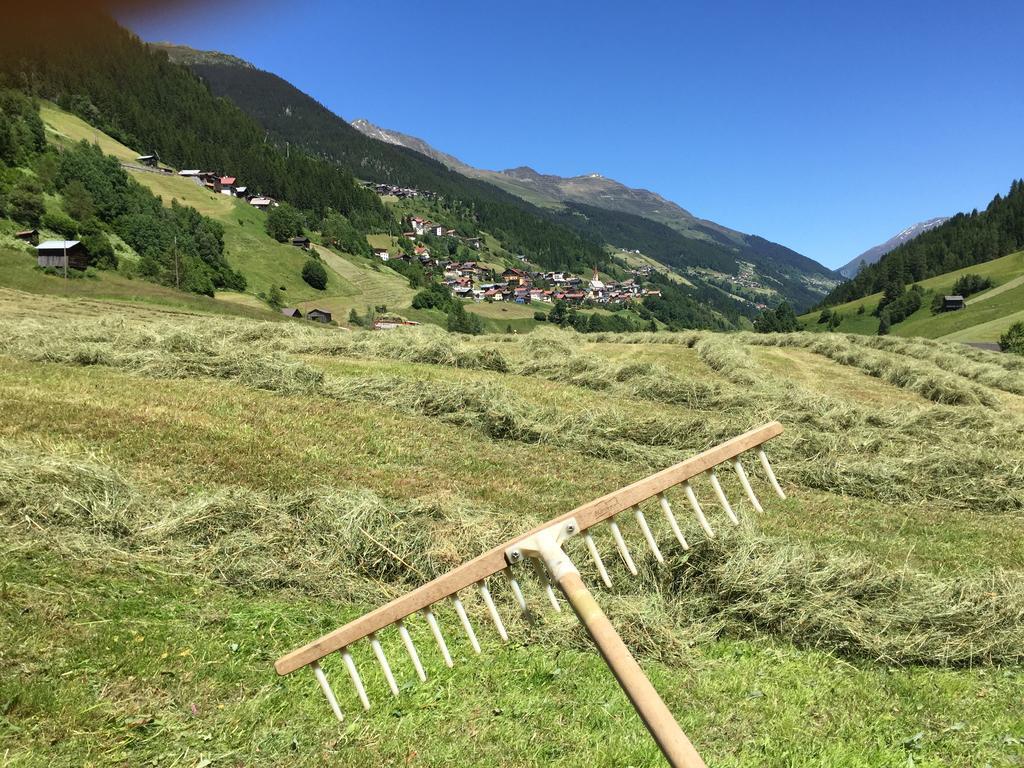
[0,11,390,234]
[821,180,1024,306]
[0,88,244,294]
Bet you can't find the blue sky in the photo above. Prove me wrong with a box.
[122,0,1024,269]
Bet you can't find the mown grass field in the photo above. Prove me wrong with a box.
[799,250,1024,342]
[0,286,1022,767]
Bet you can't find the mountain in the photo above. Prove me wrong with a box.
[152,43,839,311]
[837,217,949,279]
[351,118,741,243]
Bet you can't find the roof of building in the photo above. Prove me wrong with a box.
[220,176,236,185]
[37,240,81,250]
[281,307,302,317]
[136,154,155,160]
[945,295,965,301]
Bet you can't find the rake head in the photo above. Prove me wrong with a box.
[274,421,788,766]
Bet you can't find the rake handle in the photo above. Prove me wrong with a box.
[556,571,707,768]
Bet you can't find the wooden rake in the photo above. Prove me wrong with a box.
[275,421,787,767]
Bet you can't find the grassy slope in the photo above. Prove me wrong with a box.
[0,294,1022,766]
[799,250,1024,340]
[38,103,360,307]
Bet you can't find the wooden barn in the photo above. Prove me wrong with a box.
[15,228,39,245]
[307,308,332,324]
[281,307,303,318]
[943,295,967,311]
[290,236,311,249]
[136,154,158,167]
[36,240,89,271]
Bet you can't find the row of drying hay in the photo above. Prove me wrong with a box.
[3,443,1021,667]
[4,312,1024,514]
[851,335,1024,396]
[741,332,999,406]
[693,336,758,385]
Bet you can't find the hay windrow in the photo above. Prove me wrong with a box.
[2,444,1021,667]
[1,315,1023,513]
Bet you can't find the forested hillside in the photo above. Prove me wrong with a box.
[822,180,1024,306]
[158,45,838,311]
[0,11,389,233]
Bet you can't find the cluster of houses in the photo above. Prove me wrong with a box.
[402,216,483,250]
[363,182,431,200]
[176,169,278,211]
[442,265,661,306]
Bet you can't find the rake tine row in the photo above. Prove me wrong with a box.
[707,469,739,525]
[633,504,665,563]
[369,632,400,697]
[758,447,787,500]
[583,530,613,588]
[658,491,690,549]
[477,580,509,642]
[732,457,764,513]
[608,515,640,575]
[277,422,788,765]
[451,595,482,654]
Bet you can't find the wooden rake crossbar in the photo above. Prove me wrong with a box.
[275,421,786,767]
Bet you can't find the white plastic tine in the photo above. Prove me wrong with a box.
[708,469,739,525]
[451,595,481,654]
[532,558,562,612]
[422,608,454,668]
[311,660,344,721]
[757,447,787,499]
[608,516,639,576]
[340,647,370,711]
[369,633,399,697]
[683,481,715,539]
[632,505,664,563]
[583,531,613,588]
[397,619,427,682]
[478,580,509,642]
[657,492,689,550]
[733,457,764,513]
[503,567,529,614]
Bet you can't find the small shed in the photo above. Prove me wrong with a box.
[36,240,89,271]
[943,295,966,311]
[290,236,311,249]
[15,228,39,245]
[136,154,158,167]
[281,307,303,318]
[307,308,333,324]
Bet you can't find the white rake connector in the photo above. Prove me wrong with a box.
[657,492,689,550]
[682,481,715,539]
[532,558,562,612]
[583,531,613,588]
[397,619,427,682]
[451,595,481,654]
[503,567,529,615]
[707,469,739,525]
[632,505,664,563]
[732,457,764,514]
[477,580,509,642]
[341,647,370,711]
[311,660,344,722]
[757,447,787,499]
[422,608,454,667]
[608,516,639,576]
[369,632,400,697]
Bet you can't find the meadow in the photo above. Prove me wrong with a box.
[0,286,1022,767]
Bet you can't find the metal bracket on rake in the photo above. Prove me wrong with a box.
[274,421,788,768]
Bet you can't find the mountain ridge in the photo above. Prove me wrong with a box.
[837,217,950,278]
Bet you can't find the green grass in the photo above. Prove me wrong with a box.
[0,248,279,321]
[801,251,1024,341]
[0,302,1022,765]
